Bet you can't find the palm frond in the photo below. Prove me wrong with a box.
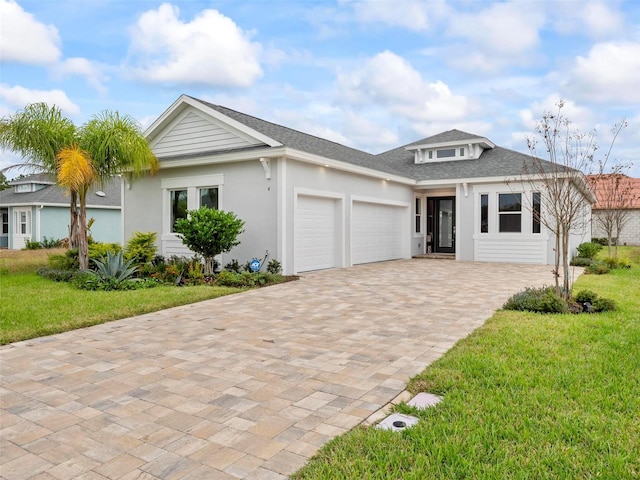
[57,145,96,192]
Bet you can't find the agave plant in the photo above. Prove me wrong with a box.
[87,251,138,283]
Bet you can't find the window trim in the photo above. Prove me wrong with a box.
[414,196,423,235]
[532,191,541,234]
[498,192,522,233]
[480,193,489,234]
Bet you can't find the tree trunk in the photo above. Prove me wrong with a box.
[204,256,215,275]
[78,192,89,270]
[561,228,571,301]
[69,191,79,249]
[553,233,561,296]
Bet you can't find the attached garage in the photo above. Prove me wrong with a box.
[351,200,409,265]
[294,194,343,273]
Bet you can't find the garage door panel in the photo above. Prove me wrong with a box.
[352,202,405,265]
[295,196,337,272]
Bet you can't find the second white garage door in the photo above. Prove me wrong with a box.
[352,201,406,265]
[295,195,339,272]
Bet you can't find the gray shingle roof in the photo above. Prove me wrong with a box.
[405,129,488,147]
[190,97,570,182]
[0,174,121,207]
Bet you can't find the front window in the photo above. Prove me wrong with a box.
[480,194,488,233]
[171,190,188,231]
[532,192,541,234]
[437,148,456,159]
[199,187,218,209]
[499,193,522,233]
[415,197,422,234]
[2,211,8,234]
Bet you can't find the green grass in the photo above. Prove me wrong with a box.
[0,272,244,344]
[293,246,640,479]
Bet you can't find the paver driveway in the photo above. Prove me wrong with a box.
[1,259,555,479]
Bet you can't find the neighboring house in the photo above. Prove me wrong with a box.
[123,94,593,275]
[0,173,122,249]
[588,174,640,246]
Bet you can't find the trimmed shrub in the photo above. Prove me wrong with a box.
[47,248,79,271]
[125,231,157,267]
[570,257,593,267]
[576,242,602,259]
[215,271,279,288]
[224,259,242,273]
[602,256,632,270]
[592,237,616,246]
[574,289,598,303]
[88,243,122,263]
[503,286,567,314]
[36,267,78,282]
[266,259,282,275]
[592,297,617,312]
[24,240,42,250]
[585,261,610,275]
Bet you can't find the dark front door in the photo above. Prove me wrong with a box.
[428,197,455,254]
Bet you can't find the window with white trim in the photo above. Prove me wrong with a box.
[532,191,541,234]
[498,193,522,233]
[199,187,218,209]
[15,210,31,235]
[415,197,422,234]
[480,194,488,233]
[2,210,8,234]
[170,190,188,232]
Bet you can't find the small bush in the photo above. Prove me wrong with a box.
[576,242,602,259]
[36,267,78,282]
[585,261,610,275]
[602,256,631,270]
[266,259,282,275]
[215,270,279,288]
[573,289,598,303]
[570,257,593,267]
[88,243,122,264]
[224,259,242,273]
[47,248,79,271]
[592,297,617,312]
[503,286,567,313]
[125,231,157,267]
[591,237,616,246]
[41,236,63,248]
[24,240,42,250]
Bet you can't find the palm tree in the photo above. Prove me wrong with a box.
[0,103,159,270]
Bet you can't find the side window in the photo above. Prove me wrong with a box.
[170,190,188,232]
[498,193,522,233]
[532,192,541,234]
[415,197,422,234]
[480,194,488,233]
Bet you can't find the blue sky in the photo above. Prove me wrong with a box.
[1,0,639,177]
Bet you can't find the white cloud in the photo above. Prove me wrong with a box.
[519,96,595,132]
[51,57,109,94]
[0,0,61,65]
[127,3,263,87]
[336,51,470,122]
[553,2,624,37]
[344,0,448,31]
[0,84,80,116]
[564,41,640,103]
[445,1,545,71]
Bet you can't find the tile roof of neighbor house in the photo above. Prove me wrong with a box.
[191,97,572,182]
[587,174,640,209]
[0,174,121,208]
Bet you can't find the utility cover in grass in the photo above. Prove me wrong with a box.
[376,413,419,432]
[408,392,442,409]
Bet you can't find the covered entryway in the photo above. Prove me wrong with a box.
[12,207,31,250]
[351,200,408,264]
[294,194,343,272]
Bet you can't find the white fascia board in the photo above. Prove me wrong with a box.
[406,138,495,151]
[157,146,416,185]
[284,148,416,186]
[0,202,120,210]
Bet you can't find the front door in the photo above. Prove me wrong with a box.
[12,207,32,250]
[430,197,455,254]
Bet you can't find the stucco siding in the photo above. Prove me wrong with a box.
[124,160,278,267]
[152,110,261,158]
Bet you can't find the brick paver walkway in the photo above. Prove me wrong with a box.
[1,259,555,479]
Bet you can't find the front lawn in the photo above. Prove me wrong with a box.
[0,272,243,345]
[293,246,640,479]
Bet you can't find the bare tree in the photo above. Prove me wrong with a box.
[589,173,634,256]
[519,101,624,300]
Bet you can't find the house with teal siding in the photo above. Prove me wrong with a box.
[0,174,121,249]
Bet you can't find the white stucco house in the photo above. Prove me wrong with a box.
[0,174,121,249]
[122,95,592,275]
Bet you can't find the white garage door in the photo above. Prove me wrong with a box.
[352,201,405,265]
[295,195,338,272]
